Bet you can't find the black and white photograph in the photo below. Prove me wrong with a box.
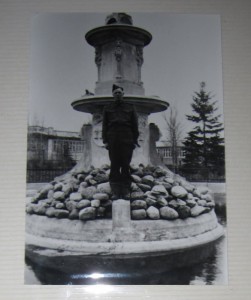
[25,12,227,285]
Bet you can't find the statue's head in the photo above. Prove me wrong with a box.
[112,84,124,102]
[105,13,133,26]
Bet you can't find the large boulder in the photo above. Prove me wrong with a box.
[62,183,74,197]
[53,209,69,218]
[53,191,65,201]
[160,207,179,220]
[131,209,147,220]
[145,196,157,206]
[93,193,109,201]
[77,174,86,182]
[131,200,147,210]
[97,182,112,195]
[141,175,155,186]
[176,199,187,206]
[79,207,96,220]
[69,192,82,201]
[205,201,215,208]
[131,174,142,183]
[168,199,179,209]
[190,205,208,217]
[157,196,168,207]
[55,203,65,209]
[131,191,144,200]
[132,166,144,177]
[77,200,91,209]
[170,186,188,198]
[186,199,197,208]
[151,185,168,196]
[80,186,97,200]
[164,177,174,185]
[137,183,152,192]
[26,203,35,214]
[78,182,88,194]
[69,208,79,219]
[201,193,213,202]
[94,173,109,184]
[177,205,191,219]
[37,183,54,200]
[153,167,167,177]
[53,183,63,192]
[180,181,195,193]
[197,199,207,206]
[32,203,48,215]
[65,200,77,211]
[45,207,56,217]
[91,199,101,208]
[161,182,173,190]
[147,206,160,220]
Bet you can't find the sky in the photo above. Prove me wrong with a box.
[29,13,224,139]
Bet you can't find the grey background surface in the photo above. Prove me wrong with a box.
[0,0,251,299]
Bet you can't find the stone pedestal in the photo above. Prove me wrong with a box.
[111,199,133,242]
[112,199,131,229]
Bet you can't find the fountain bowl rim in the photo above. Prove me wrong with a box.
[71,95,169,113]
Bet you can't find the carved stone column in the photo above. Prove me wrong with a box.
[136,46,143,84]
[95,46,102,82]
[114,38,123,80]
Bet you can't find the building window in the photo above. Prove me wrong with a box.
[163,148,171,158]
[52,139,84,154]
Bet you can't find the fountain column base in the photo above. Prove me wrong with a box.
[112,199,131,229]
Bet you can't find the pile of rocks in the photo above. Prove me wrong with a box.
[26,164,215,221]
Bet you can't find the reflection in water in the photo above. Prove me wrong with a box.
[25,204,227,285]
[25,236,227,285]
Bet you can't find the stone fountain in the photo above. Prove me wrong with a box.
[71,12,168,169]
[25,13,224,282]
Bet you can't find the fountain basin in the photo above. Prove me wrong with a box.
[25,210,224,276]
[85,24,152,47]
[71,95,169,114]
[26,210,224,255]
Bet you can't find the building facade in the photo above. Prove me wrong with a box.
[156,140,185,168]
[27,126,187,181]
[27,126,85,164]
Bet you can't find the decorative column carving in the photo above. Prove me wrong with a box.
[138,113,148,146]
[114,38,123,80]
[95,46,102,81]
[92,112,103,147]
[136,46,144,84]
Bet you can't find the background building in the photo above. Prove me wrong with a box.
[27,125,85,162]
[27,125,85,182]
[156,140,185,169]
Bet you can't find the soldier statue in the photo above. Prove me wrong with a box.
[102,84,139,198]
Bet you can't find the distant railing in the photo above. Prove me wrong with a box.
[27,168,72,183]
[177,167,225,183]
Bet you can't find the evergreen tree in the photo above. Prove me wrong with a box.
[182,82,224,177]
